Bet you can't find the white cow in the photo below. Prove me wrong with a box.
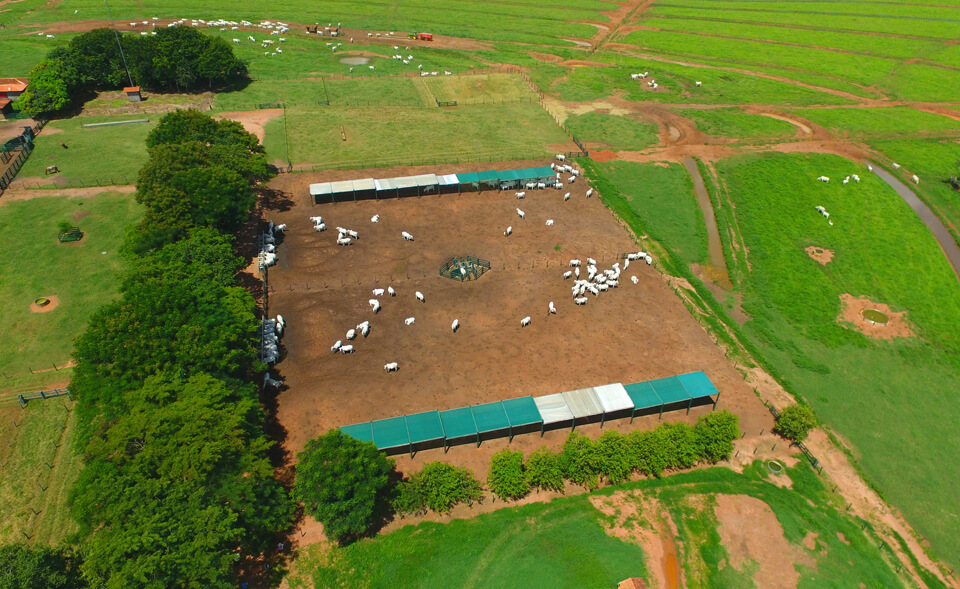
[416,291,425,303]
[331,340,342,352]
[546,220,554,226]
[548,301,556,314]
[504,226,512,236]
[404,317,416,326]
[517,208,525,220]
[521,316,531,327]
[340,345,354,354]
[452,319,460,332]
[401,231,414,241]
[373,288,385,296]
[384,362,399,372]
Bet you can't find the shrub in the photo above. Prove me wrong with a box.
[57,220,74,233]
[525,446,565,493]
[694,410,740,462]
[487,449,529,501]
[0,544,85,589]
[775,404,818,442]
[293,429,396,544]
[595,430,632,484]
[561,432,601,489]
[394,462,483,515]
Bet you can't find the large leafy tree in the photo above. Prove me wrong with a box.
[775,404,818,442]
[0,544,85,589]
[67,28,130,88]
[70,374,294,588]
[147,109,262,153]
[147,27,246,91]
[695,410,740,462]
[14,59,71,116]
[293,429,396,544]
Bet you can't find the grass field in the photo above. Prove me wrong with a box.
[676,108,797,141]
[271,103,573,169]
[423,73,536,105]
[0,193,143,380]
[287,462,907,588]
[17,117,157,187]
[0,398,81,547]
[594,161,708,264]
[563,112,659,151]
[794,107,960,138]
[713,152,960,568]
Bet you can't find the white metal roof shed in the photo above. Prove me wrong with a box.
[593,383,634,414]
[533,393,575,425]
[561,388,604,419]
[309,182,333,196]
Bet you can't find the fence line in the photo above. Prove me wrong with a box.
[280,150,557,174]
[765,402,823,474]
[18,388,72,408]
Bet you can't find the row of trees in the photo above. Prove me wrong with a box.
[64,110,293,587]
[17,27,247,116]
[292,410,740,543]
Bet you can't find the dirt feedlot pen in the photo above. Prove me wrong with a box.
[263,162,772,459]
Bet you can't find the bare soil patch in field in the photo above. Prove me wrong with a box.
[263,160,774,482]
[30,295,59,313]
[837,293,914,340]
[805,246,834,265]
[715,494,814,588]
[215,109,283,143]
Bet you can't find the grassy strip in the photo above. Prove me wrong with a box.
[0,193,143,378]
[18,117,157,186]
[793,107,960,137]
[677,108,797,141]
[563,113,659,151]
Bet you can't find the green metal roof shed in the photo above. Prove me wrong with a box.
[649,376,693,414]
[340,422,374,444]
[471,402,510,446]
[624,381,664,420]
[439,407,478,451]
[501,397,543,441]
[371,416,410,452]
[405,410,446,457]
[677,371,720,410]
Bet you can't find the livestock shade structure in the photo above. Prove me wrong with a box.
[439,407,478,449]
[594,383,634,424]
[561,388,603,425]
[438,173,460,194]
[340,422,374,444]
[475,170,500,190]
[371,416,410,453]
[677,371,720,406]
[649,376,693,414]
[534,393,575,432]
[471,401,511,445]
[405,410,446,455]
[501,396,543,440]
[624,381,664,420]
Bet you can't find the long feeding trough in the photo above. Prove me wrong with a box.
[341,371,721,456]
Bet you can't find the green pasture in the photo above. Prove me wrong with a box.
[676,108,797,141]
[0,34,71,78]
[622,30,898,90]
[0,0,608,45]
[640,17,948,62]
[791,107,960,138]
[649,5,960,39]
[542,57,854,105]
[287,463,910,589]
[423,73,536,105]
[271,103,572,169]
[594,161,708,264]
[0,193,143,380]
[18,117,157,187]
[714,152,960,569]
[563,112,659,150]
[871,139,960,245]
[0,399,81,547]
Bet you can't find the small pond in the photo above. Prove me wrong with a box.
[339,56,370,65]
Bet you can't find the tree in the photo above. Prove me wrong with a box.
[292,429,396,544]
[14,59,70,116]
[595,430,632,484]
[0,544,85,589]
[525,446,564,493]
[561,432,601,489]
[775,404,818,442]
[695,410,740,462]
[67,28,129,87]
[659,422,702,470]
[70,374,294,588]
[146,109,262,152]
[394,462,483,515]
[487,449,528,501]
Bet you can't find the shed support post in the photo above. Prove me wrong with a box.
[630,408,635,424]
[659,404,664,420]
[713,392,720,410]
[476,433,480,448]
[600,413,605,428]
[541,423,544,437]
[687,398,692,415]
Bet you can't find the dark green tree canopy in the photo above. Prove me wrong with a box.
[775,404,818,442]
[147,109,262,153]
[0,544,85,589]
[487,449,528,501]
[14,59,71,116]
[293,429,396,544]
[70,374,293,588]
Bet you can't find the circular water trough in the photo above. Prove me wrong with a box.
[767,460,784,475]
[34,297,50,307]
[861,309,889,325]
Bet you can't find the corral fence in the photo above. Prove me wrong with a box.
[0,144,33,192]
[13,173,137,189]
[282,149,557,174]
[440,255,491,281]
[435,99,457,107]
[18,388,71,408]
